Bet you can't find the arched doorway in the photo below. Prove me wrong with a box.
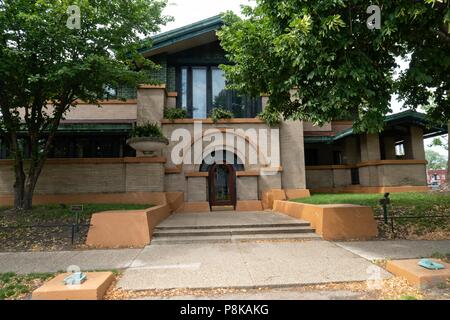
[208,163,236,208]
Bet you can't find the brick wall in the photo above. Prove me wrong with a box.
[0,160,164,195]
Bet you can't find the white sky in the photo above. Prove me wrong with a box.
[161,0,448,157]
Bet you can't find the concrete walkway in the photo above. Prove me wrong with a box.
[157,211,307,228]
[335,240,450,261]
[117,241,391,290]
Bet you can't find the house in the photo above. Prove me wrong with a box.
[427,169,448,188]
[0,16,447,210]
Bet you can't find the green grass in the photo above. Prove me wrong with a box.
[293,192,450,238]
[0,272,55,300]
[293,192,450,212]
[1,203,151,221]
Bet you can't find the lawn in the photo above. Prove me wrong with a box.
[0,272,55,300]
[293,192,450,239]
[0,204,151,252]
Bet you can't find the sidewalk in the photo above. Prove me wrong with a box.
[335,240,450,261]
[0,240,448,291]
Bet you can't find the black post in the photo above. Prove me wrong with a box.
[75,212,80,233]
[71,224,75,245]
[382,193,390,224]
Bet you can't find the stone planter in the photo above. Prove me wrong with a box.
[126,137,169,157]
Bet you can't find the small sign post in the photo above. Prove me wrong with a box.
[379,193,390,224]
[70,205,84,234]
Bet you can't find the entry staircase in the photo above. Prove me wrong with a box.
[151,218,319,245]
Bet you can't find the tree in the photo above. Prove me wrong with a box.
[425,149,447,170]
[0,0,170,210]
[430,134,450,182]
[218,1,450,133]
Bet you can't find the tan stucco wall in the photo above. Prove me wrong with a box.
[280,120,306,189]
[273,200,378,241]
[187,177,208,202]
[378,163,427,186]
[86,204,172,248]
[237,176,258,200]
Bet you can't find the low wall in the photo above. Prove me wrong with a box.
[86,203,172,248]
[262,189,310,209]
[273,200,378,240]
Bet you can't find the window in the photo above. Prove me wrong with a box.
[305,149,319,166]
[177,66,261,118]
[395,143,405,157]
[200,150,245,172]
[333,151,343,165]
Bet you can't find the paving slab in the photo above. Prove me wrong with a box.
[117,241,391,291]
[157,211,307,228]
[0,249,142,274]
[335,240,450,261]
[138,289,365,300]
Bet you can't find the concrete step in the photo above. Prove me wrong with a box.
[155,222,311,230]
[151,233,321,245]
[153,226,316,238]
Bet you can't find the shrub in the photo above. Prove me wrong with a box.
[164,107,188,121]
[209,108,234,123]
[129,122,165,139]
[258,108,282,127]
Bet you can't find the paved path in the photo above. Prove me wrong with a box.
[117,241,391,290]
[139,289,366,300]
[157,211,308,228]
[335,240,450,261]
[0,249,142,274]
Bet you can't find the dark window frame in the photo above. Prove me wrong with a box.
[176,65,262,118]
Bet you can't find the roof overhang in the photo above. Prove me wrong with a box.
[305,111,448,144]
[140,15,224,57]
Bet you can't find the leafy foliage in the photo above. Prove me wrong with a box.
[218,1,450,132]
[258,107,282,127]
[0,0,170,209]
[425,149,447,170]
[129,123,165,139]
[164,107,188,121]
[209,107,234,123]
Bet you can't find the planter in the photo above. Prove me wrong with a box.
[126,137,169,157]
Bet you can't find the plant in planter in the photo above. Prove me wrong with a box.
[258,108,282,127]
[126,123,169,157]
[209,107,234,124]
[164,107,188,121]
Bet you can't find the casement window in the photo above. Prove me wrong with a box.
[177,66,261,118]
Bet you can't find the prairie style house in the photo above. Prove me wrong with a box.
[0,16,447,211]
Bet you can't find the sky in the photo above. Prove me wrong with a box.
[161,0,448,157]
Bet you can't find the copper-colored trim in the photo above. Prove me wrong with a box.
[165,166,182,174]
[357,160,427,168]
[237,171,260,177]
[331,121,353,125]
[161,118,265,124]
[73,99,137,105]
[167,92,178,97]
[185,172,209,177]
[0,157,166,166]
[306,165,357,170]
[138,84,166,89]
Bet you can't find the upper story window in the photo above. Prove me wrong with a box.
[177,66,261,119]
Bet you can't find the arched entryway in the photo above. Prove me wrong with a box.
[200,150,242,209]
[208,163,236,208]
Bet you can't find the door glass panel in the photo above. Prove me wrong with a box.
[192,67,207,118]
[212,67,226,108]
[181,67,188,110]
[215,165,231,201]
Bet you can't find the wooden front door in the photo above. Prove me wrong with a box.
[208,163,236,208]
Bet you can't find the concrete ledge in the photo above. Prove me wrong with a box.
[236,201,263,212]
[86,204,171,248]
[310,186,430,194]
[273,200,378,241]
[0,192,170,206]
[32,272,114,300]
[262,189,310,209]
[175,202,211,213]
[386,259,450,289]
